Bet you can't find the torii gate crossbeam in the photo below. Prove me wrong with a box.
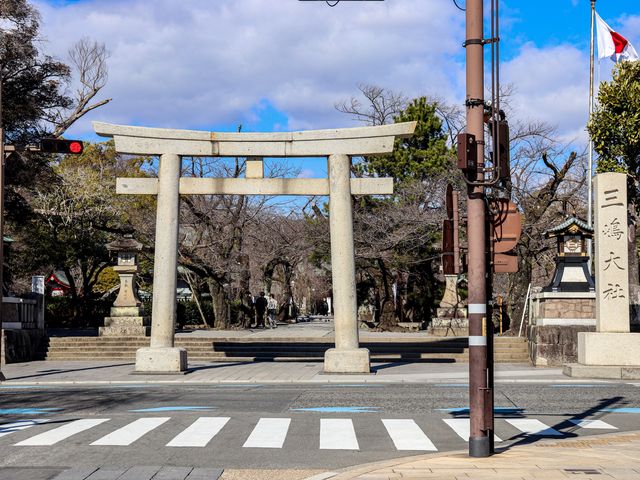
[94,121,416,374]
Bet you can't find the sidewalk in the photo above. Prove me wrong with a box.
[0,358,618,385]
[308,430,640,480]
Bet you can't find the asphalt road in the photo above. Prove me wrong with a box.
[0,381,638,477]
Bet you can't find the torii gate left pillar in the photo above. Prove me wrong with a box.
[95,121,416,374]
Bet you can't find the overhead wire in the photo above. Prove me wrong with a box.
[453,0,466,11]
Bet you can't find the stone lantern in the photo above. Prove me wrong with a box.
[527,216,598,367]
[544,216,595,292]
[99,234,150,337]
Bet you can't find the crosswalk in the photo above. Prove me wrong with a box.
[0,415,620,452]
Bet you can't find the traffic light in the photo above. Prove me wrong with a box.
[489,198,521,273]
[39,138,84,155]
[442,184,461,275]
[488,119,510,181]
[456,133,477,174]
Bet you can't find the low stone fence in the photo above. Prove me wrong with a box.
[1,293,47,364]
[2,296,42,330]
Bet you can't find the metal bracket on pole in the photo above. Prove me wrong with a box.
[463,37,499,47]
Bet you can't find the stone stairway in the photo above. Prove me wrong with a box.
[40,336,530,363]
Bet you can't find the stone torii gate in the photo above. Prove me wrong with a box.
[94,121,416,374]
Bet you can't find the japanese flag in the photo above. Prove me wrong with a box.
[596,12,639,62]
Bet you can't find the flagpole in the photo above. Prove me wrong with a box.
[587,0,595,264]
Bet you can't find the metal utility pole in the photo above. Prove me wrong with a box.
[465,0,491,458]
[0,46,5,382]
[587,0,596,265]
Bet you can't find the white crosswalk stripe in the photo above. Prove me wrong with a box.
[0,420,46,438]
[91,418,170,446]
[167,417,230,447]
[506,419,562,436]
[382,419,437,451]
[5,415,624,450]
[243,418,291,448]
[442,418,502,442]
[320,419,359,450]
[568,419,617,430]
[15,419,110,446]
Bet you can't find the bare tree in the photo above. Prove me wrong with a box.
[51,38,111,138]
[335,83,407,126]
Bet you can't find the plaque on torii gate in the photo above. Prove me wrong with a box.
[94,121,416,374]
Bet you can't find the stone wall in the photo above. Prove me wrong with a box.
[541,298,595,319]
[528,325,595,366]
[1,329,48,364]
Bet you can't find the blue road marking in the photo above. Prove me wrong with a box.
[290,406,382,413]
[437,407,524,414]
[130,406,216,412]
[600,408,640,414]
[0,408,62,415]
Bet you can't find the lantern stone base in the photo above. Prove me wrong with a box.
[135,347,187,373]
[324,348,370,374]
[99,315,150,337]
[428,316,468,336]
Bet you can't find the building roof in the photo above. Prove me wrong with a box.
[106,234,143,252]
[544,216,593,238]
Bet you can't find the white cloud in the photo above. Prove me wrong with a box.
[30,0,602,151]
[501,42,590,144]
[33,0,465,136]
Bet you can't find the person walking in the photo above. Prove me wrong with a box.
[267,293,278,329]
[254,292,267,329]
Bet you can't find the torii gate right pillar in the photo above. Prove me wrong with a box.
[324,154,369,373]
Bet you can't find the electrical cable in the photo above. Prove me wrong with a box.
[453,0,465,11]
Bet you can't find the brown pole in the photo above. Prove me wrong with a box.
[0,67,5,381]
[466,0,490,458]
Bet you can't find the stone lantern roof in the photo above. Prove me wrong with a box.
[106,234,143,252]
[544,216,593,239]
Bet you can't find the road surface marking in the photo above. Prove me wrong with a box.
[442,419,502,442]
[320,419,359,450]
[381,419,437,451]
[130,406,215,412]
[91,418,170,446]
[243,418,291,448]
[292,407,381,413]
[15,419,110,446]
[0,420,45,438]
[569,419,617,429]
[167,417,230,447]
[506,419,562,436]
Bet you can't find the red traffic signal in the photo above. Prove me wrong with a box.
[39,138,84,155]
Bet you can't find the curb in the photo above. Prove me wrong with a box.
[0,377,626,386]
[303,429,640,480]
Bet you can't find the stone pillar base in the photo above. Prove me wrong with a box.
[429,317,469,336]
[135,347,187,373]
[100,316,150,337]
[577,332,640,366]
[324,348,370,374]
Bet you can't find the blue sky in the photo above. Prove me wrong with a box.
[31,0,639,178]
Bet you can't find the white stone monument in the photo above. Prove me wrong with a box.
[564,172,640,379]
[94,121,416,374]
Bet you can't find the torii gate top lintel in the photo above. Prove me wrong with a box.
[93,121,417,157]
